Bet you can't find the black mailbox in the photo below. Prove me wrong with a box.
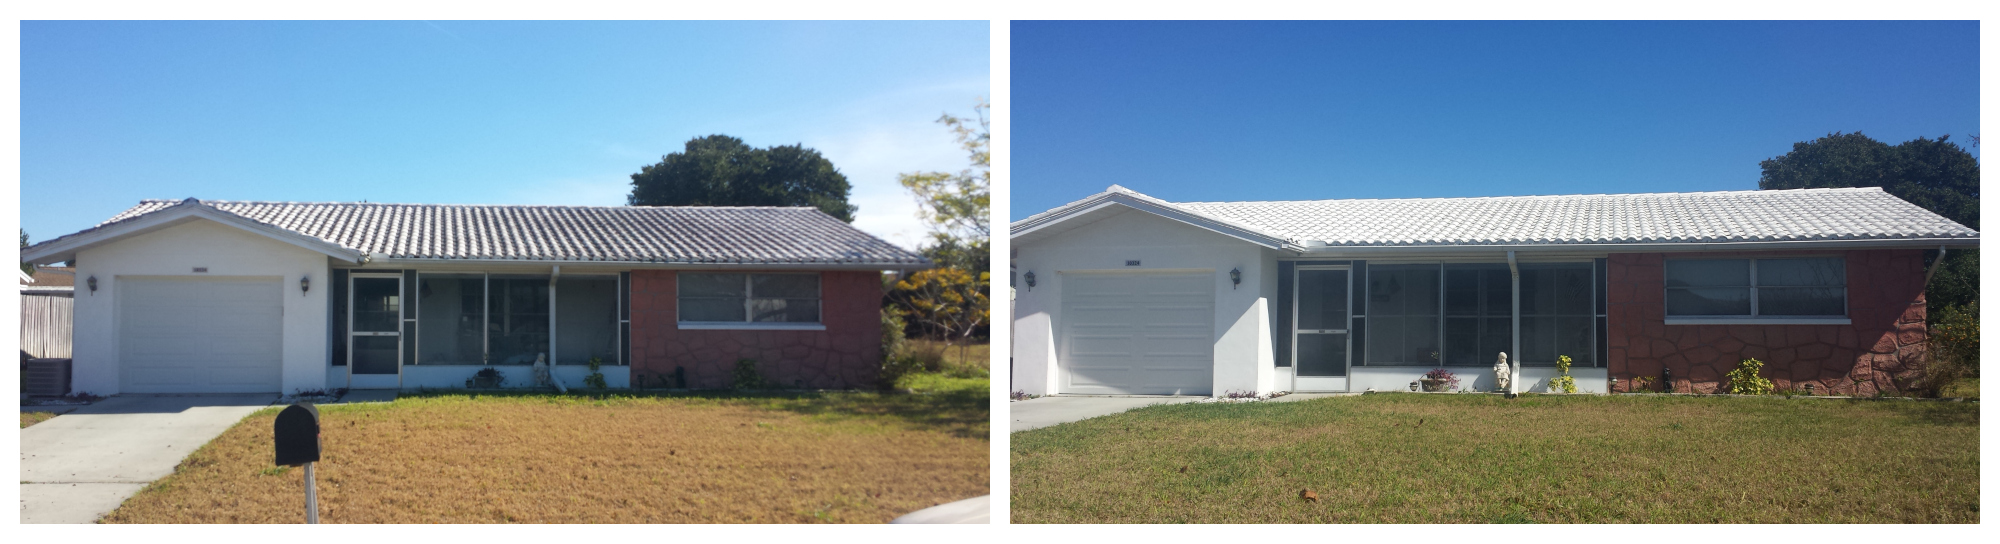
[274,403,321,467]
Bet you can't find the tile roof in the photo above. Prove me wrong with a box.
[72,199,928,266]
[1016,186,1978,248]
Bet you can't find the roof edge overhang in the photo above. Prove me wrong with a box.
[352,257,931,272]
[1286,237,1979,256]
[1011,189,1304,251]
[20,203,366,265]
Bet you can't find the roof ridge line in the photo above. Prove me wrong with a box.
[1175,186,1883,206]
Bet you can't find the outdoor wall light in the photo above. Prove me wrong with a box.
[85,275,98,295]
[1230,268,1241,289]
[1024,271,1036,289]
[301,275,311,295]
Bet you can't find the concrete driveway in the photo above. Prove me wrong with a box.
[20,394,276,523]
[1009,396,1201,432]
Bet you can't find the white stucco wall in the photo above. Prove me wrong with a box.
[1350,366,1609,393]
[71,219,331,395]
[1011,210,1281,397]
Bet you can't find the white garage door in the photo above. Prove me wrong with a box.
[119,277,284,393]
[1060,271,1214,395]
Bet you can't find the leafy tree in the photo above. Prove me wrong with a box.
[1758,132,1979,313]
[889,268,991,354]
[627,134,858,222]
[19,229,32,276]
[899,99,990,251]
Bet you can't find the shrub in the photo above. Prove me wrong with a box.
[1924,301,1979,397]
[731,359,767,390]
[1421,368,1460,390]
[1725,358,1774,395]
[1548,355,1578,393]
[881,307,909,360]
[583,357,608,389]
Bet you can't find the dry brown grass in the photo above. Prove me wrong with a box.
[1013,394,1979,523]
[20,411,59,428]
[106,392,988,523]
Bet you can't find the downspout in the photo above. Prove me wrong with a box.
[1922,246,1947,288]
[547,265,567,393]
[1507,251,1521,397]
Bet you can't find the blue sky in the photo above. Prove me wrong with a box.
[21,21,989,249]
[1010,20,1979,220]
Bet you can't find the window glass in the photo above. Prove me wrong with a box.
[1443,266,1509,366]
[1520,264,1593,366]
[556,276,619,365]
[679,273,822,323]
[488,275,549,365]
[1665,259,1750,288]
[1666,258,1845,318]
[1758,258,1844,287]
[1364,265,1440,365]
[416,274,485,365]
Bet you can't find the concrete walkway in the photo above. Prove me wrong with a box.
[1009,396,1201,432]
[20,394,276,523]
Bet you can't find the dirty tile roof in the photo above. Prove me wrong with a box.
[89,199,929,265]
[1015,186,1977,248]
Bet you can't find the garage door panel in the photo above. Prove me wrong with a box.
[120,277,284,394]
[1060,271,1214,395]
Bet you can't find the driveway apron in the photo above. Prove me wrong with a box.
[1009,396,1201,432]
[20,394,275,523]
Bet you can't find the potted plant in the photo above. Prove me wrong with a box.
[472,367,504,388]
[1419,369,1459,392]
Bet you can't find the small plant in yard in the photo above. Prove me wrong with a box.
[1011,390,1038,401]
[473,367,504,388]
[1548,355,1578,394]
[1420,369,1459,392]
[731,358,768,390]
[583,357,609,389]
[1224,390,1260,399]
[1725,358,1774,395]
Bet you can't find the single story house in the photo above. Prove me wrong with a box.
[20,266,76,297]
[1010,185,1978,397]
[20,198,927,395]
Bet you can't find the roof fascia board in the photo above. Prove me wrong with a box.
[1012,193,1300,250]
[357,257,929,272]
[1292,237,1978,256]
[22,206,364,265]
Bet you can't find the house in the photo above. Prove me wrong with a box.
[1010,185,1978,397]
[19,198,928,395]
[20,265,77,297]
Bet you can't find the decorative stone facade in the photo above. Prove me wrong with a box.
[628,270,883,389]
[1605,249,1929,395]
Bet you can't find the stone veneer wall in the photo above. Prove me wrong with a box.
[1605,249,1928,395]
[628,270,883,389]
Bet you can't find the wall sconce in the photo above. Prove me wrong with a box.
[301,275,311,295]
[1230,268,1241,289]
[87,275,98,295]
[1024,271,1036,290]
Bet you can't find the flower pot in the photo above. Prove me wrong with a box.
[1419,378,1449,392]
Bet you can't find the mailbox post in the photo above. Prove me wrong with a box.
[274,403,322,523]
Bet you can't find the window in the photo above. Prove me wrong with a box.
[679,273,822,325]
[1665,258,1845,319]
[1519,264,1594,367]
[1442,265,1511,366]
[1364,265,1440,365]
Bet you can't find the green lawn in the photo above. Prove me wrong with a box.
[20,411,59,428]
[1012,393,1978,523]
[1942,378,1979,399]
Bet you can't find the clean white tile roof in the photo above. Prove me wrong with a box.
[75,199,929,266]
[1016,186,1978,248]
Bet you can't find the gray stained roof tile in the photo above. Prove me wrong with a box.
[1159,187,1976,247]
[95,200,928,265]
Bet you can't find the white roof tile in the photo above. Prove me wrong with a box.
[1016,186,1977,248]
[66,199,928,266]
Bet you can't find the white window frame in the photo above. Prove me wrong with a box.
[676,272,826,331]
[1664,257,1850,325]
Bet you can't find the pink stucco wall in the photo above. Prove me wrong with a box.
[1606,249,1929,395]
[628,270,883,389]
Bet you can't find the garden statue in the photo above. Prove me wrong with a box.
[531,353,551,387]
[1493,352,1512,392]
